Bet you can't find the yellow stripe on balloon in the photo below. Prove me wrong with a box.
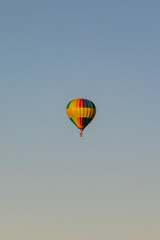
[66,108,96,118]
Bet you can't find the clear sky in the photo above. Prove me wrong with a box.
[0,0,160,239]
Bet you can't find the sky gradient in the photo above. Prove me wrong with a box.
[0,0,160,239]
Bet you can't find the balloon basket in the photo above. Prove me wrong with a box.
[80,132,83,137]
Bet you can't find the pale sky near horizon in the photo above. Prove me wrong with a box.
[0,0,160,239]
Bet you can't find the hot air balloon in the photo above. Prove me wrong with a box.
[66,98,96,136]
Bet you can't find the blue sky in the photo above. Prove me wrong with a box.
[0,1,160,239]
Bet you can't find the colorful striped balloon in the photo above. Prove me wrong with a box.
[66,98,96,136]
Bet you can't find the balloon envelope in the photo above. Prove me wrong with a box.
[66,98,96,135]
